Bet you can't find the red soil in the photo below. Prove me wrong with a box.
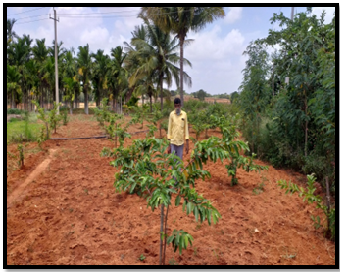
[6,115,335,265]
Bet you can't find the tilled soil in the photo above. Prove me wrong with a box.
[6,114,335,265]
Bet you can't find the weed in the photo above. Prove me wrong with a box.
[261,175,269,182]
[169,258,178,265]
[69,208,74,213]
[139,254,146,261]
[195,224,202,230]
[84,189,88,195]
[253,181,265,195]
[212,249,219,259]
[193,247,198,256]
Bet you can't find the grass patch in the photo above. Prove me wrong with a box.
[7,119,43,143]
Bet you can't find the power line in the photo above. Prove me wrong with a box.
[15,18,50,24]
[58,9,192,18]
[57,9,140,15]
[14,14,49,21]
[7,7,47,16]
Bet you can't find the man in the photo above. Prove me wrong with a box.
[167,98,189,160]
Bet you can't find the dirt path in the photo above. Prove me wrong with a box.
[7,149,57,209]
[6,115,336,265]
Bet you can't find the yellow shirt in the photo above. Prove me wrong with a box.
[167,110,189,146]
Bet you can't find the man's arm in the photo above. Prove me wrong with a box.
[185,113,189,154]
[167,113,172,154]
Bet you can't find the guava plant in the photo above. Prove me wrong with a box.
[210,114,268,186]
[48,102,63,134]
[189,110,211,140]
[102,138,223,265]
[94,98,111,126]
[32,100,50,139]
[104,112,131,148]
[130,104,151,129]
[17,142,29,168]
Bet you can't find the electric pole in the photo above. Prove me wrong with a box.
[291,7,294,20]
[50,8,60,114]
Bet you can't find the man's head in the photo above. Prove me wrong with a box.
[174,98,181,115]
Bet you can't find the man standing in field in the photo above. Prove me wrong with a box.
[167,98,189,161]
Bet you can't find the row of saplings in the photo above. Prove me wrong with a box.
[7,101,69,169]
[96,104,335,265]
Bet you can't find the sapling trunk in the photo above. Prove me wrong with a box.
[45,122,49,139]
[159,204,164,265]
[162,205,170,265]
[115,123,118,148]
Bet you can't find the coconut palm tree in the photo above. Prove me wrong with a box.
[139,7,225,106]
[129,19,192,110]
[77,44,92,114]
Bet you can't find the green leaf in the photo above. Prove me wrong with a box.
[194,205,199,222]
[175,195,181,206]
[207,209,211,225]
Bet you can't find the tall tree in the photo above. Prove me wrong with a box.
[108,46,128,112]
[7,18,19,44]
[139,7,225,106]
[91,49,110,107]
[77,44,92,114]
[32,38,50,109]
[7,64,22,108]
[129,19,191,110]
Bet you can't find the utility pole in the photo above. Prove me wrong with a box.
[50,8,60,114]
[291,7,294,20]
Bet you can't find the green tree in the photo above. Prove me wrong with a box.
[108,46,128,113]
[77,44,93,114]
[7,64,22,108]
[7,18,19,44]
[91,49,110,107]
[139,7,225,107]
[131,18,192,110]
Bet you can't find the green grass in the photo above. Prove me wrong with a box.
[7,119,43,143]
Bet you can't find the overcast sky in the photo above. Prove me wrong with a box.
[6,5,336,95]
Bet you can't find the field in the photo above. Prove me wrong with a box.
[6,114,335,265]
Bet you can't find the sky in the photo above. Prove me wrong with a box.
[5,5,336,96]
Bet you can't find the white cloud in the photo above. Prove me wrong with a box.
[183,26,247,94]
[224,7,242,24]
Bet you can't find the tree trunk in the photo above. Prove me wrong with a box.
[96,88,100,107]
[40,88,43,109]
[84,85,88,115]
[12,90,16,108]
[150,95,153,113]
[304,96,308,157]
[75,92,78,109]
[160,74,164,111]
[179,36,184,107]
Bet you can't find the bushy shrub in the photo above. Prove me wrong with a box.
[7,108,25,115]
